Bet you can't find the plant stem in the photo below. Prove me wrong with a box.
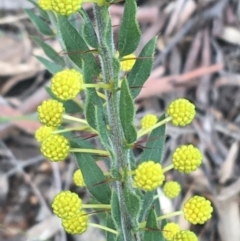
[93,5,135,241]
[137,116,172,138]
[82,204,111,209]
[70,148,109,156]
[63,114,88,124]
[139,211,183,228]
[163,164,174,172]
[88,223,118,235]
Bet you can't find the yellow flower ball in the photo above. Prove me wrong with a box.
[38,0,52,10]
[51,0,82,16]
[120,53,136,72]
[163,181,181,199]
[73,169,85,187]
[167,98,196,126]
[140,114,158,130]
[37,99,65,127]
[51,69,83,101]
[35,126,55,143]
[172,230,198,241]
[62,210,88,235]
[163,222,181,241]
[183,196,213,224]
[134,161,165,191]
[172,145,202,173]
[41,134,70,162]
[52,191,82,219]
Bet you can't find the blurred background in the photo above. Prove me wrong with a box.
[0,0,240,240]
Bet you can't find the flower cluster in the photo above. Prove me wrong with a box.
[41,134,70,162]
[183,196,213,224]
[167,98,196,126]
[172,145,202,173]
[134,161,165,191]
[38,0,105,16]
[52,191,88,234]
[73,169,86,187]
[163,181,181,199]
[51,69,83,101]
[140,114,157,130]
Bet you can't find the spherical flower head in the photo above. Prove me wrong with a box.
[41,134,70,162]
[167,98,196,126]
[37,99,65,127]
[38,0,52,10]
[62,210,88,234]
[35,126,55,143]
[51,0,82,16]
[163,222,181,241]
[73,169,85,187]
[140,114,158,130]
[134,161,165,191]
[183,196,213,224]
[51,69,83,101]
[120,53,136,72]
[172,145,202,173]
[52,191,82,219]
[163,181,181,199]
[172,230,198,241]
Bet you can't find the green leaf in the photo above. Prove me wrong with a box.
[139,114,166,164]
[95,106,112,151]
[153,195,161,217]
[139,191,155,222]
[58,15,100,75]
[32,37,65,66]
[83,62,103,130]
[144,209,165,241]
[106,14,114,52]
[106,215,117,241]
[128,37,157,99]
[119,79,137,144]
[111,191,125,241]
[28,0,49,20]
[25,9,54,36]
[123,185,140,225]
[79,9,98,48]
[35,56,62,74]
[111,191,122,230]
[71,139,111,204]
[45,87,82,114]
[118,0,141,57]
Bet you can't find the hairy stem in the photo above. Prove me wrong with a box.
[93,5,135,241]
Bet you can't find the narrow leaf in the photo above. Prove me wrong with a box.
[25,9,54,36]
[58,15,100,75]
[79,9,98,48]
[95,106,112,151]
[139,191,155,222]
[33,36,65,66]
[111,191,122,231]
[139,114,166,164]
[35,56,62,74]
[123,185,140,225]
[119,79,137,144]
[128,37,157,99]
[144,209,164,241]
[106,215,117,241]
[118,0,141,56]
[71,139,111,204]
[28,0,49,20]
[83,62,103,129]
